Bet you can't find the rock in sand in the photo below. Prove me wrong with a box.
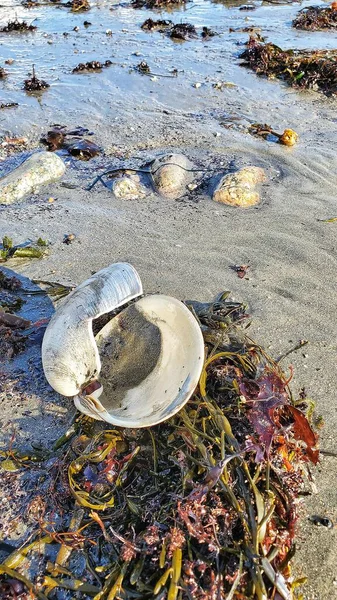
[0,151,66,205]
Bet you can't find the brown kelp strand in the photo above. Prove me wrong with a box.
[293,5,337,30]
[0,293,318,599]
[240,37,337,95]
[0,19,37,32]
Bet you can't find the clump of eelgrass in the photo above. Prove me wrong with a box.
[0,291,318,599]
[293,5,337,30]
[240,37,337,95]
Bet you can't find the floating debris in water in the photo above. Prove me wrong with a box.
[240,38,337,95]
[0,19,37,32]
[0,67,7,78]
[72,59,111,72]
[24,65,49,92]
[293,5,337,30]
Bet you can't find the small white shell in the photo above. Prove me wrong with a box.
[42,263,143,397]
[74,294,204,427]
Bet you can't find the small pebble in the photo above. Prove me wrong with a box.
[63,233,76,245]
[193,82,202,89]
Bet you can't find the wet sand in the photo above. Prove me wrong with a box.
[1,0,337,597]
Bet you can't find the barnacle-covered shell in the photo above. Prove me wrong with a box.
[112,175,147,200]
[213,166,266,207]
[74,294,204,427]
[151,153,195,199]
[42,263,143,397]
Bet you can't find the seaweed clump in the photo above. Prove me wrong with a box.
[141,18,173,30]
[170,22,197,40]
[293,5,337,30]
[24,65,49,92]
[0,67,7,78]
[0,19,37,32]
[240,37,337,95]
[72,60,112,72]
[132,0,185,8]
[0,292,319,599]
[69,0,90,10]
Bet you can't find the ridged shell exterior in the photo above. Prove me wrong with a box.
[42,263,143,396]
[151,153,194,199]
[74,294,205,427]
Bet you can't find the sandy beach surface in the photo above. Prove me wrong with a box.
[1,0,337,597]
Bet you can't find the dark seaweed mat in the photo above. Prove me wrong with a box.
[240,37,337,95]
[293,5,337,30]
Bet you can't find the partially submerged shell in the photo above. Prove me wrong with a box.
[213,166,266,207]
[151,153,195,199]
[74,294,204,427]
[42,263,143,397]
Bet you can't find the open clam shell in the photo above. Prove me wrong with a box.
[42,263,143,397]
[74,294,204,427]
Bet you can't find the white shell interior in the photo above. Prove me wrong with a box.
[42,262,143,396]
[74,295,204,427]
